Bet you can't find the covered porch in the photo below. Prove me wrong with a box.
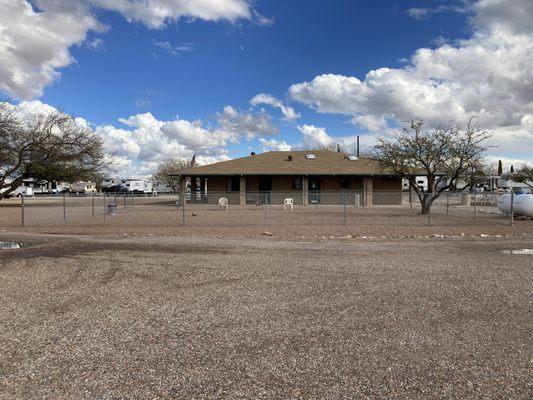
[178,174,402,206]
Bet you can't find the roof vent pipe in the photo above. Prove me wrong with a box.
[288,155,293,161]
[357,135,360,157]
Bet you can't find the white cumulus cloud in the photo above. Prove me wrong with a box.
[5,100,279,177]
[217,106,279,138]
[89,0,253,29]
[289,0,533,163]
[0,0,259,99]
[258,138,292,152]
[250,93,300,121]
[297,125,375,154]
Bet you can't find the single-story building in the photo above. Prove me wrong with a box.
[174,150,403,206]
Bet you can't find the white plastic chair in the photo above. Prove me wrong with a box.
[218,197,229,211]
[283,198,294,211]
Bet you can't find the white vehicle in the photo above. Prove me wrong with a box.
[4,186,34,197]
[402,176,428,191]
[144,180,153,193]
[121,179,144,192]
[101,178,121,188]
[71,181,97,193]
[120,179,153,193]
[153,182,174,194]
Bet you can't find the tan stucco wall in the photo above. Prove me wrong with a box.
[271,176,294,191]
[373,176,402,205]
[373,176,402,191]
[206,176,227,192]
[320,176,364,191]
[197,174,401,205]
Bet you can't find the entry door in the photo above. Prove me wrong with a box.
[309,177,321,204]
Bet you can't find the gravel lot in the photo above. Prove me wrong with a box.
[0,233,531,399]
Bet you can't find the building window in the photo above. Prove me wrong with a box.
[340,177,350,189]
[293,178,303,190]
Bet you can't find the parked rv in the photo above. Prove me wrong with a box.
[71,181,97,193]
[101,178,121,188]
[120,179,153,193]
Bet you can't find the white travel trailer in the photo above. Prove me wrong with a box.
[144,180,153,193]
[121,179,144,192]
[153,182,174,194]
[120,179,153,193]
[101,178,121,188]
[71,181,97,193]
[402,176,428,191]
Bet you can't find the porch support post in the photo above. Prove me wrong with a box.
[240,176,246,205]
[190,177,197,202]
[364,176,374,206]
[302,175,308,206]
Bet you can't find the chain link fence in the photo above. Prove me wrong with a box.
[0,190,517,229]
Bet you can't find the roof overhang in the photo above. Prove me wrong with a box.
[170,172,400,177]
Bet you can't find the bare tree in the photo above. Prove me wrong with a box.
[152,159,191,192]
[505,164,533,189]
[0,103,106,200]
[373,119,492,214]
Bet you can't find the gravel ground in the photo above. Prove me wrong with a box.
[0,233,531,399]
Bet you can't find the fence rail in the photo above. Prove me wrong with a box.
[0,191,517,229]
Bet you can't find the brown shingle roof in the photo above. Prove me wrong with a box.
[177,151,396,176]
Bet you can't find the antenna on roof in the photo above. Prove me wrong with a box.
[336,143,341,153]
[356,135,360,157]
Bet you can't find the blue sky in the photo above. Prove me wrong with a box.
[44,1,469,124]
[2,0,532,176]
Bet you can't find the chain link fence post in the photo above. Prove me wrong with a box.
[182,191,186,225]
[510,191,514,226]
[21,194,25,227]
[473,191,477,220]
[63,192,66,222]
[123,192,126,209]
[343,191,347,224]
[264,193,268,225]
[427,195,432,226]
[103,194,107,227]
[446,191,450,215]
[92,193,95,217]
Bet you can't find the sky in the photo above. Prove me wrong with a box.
[1,0,532,177]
